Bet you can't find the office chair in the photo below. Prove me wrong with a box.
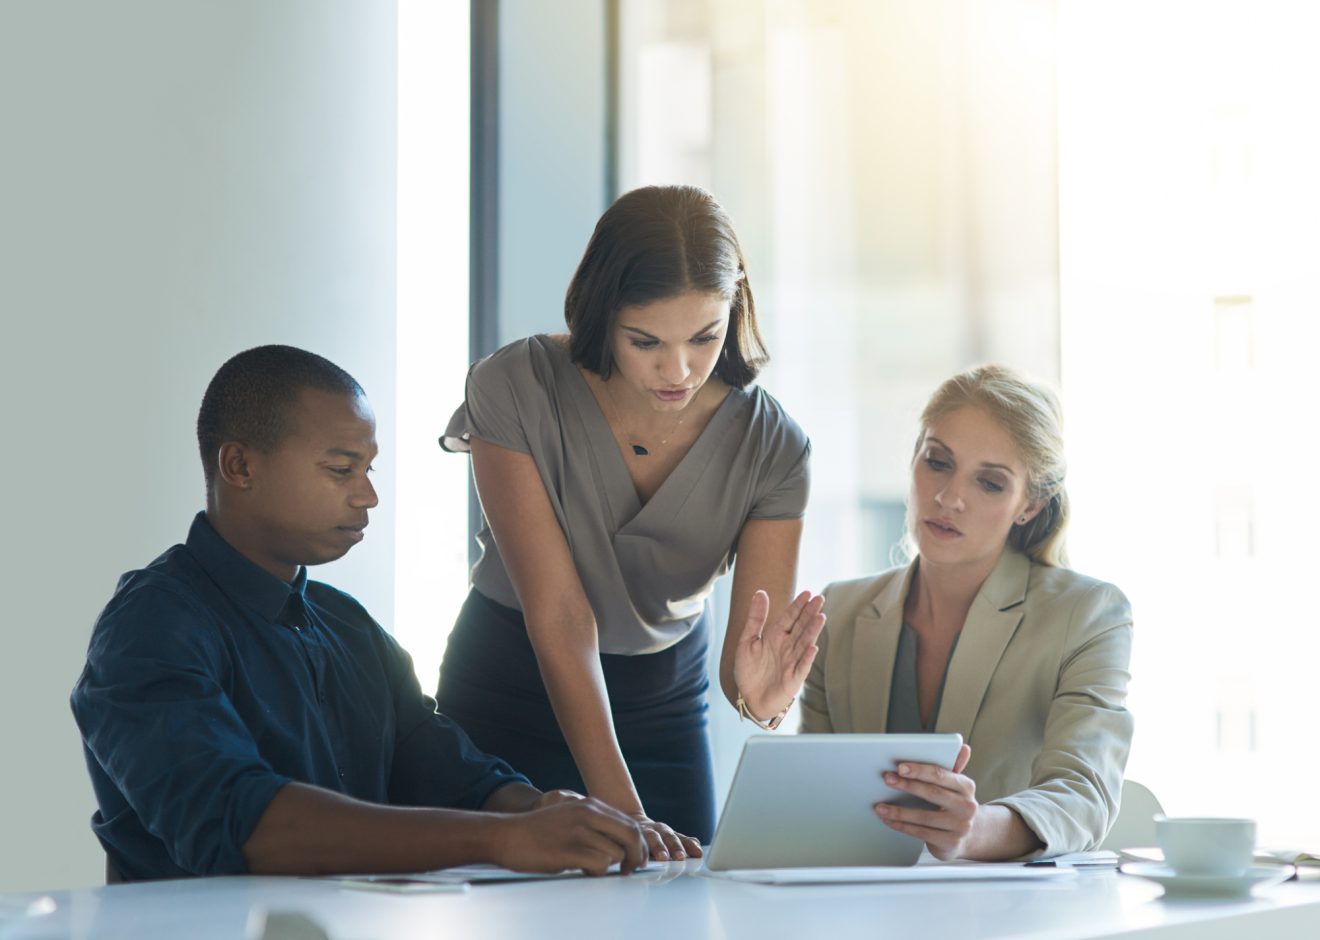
[1100,779,1165,851]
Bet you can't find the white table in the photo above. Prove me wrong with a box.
[2,863,1318,940]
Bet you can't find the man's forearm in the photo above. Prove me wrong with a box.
[241,781,511,875]
[481,781,543,814]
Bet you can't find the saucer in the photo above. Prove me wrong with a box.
[1121,861,1294,898]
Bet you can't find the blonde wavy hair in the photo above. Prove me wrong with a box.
[907,364,1070,568]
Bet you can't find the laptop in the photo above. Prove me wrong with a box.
[704,733,964,871]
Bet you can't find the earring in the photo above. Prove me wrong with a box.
[1017,515,1028,524]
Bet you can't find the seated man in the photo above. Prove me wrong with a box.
[71,345,646,881]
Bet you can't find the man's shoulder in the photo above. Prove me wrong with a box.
[304,579,394,645]
[78,544,236,695]
[305,579,372,620]
[303,581,411,681]
[98,543,217,624]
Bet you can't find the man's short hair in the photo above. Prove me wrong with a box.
[197,345,364,488]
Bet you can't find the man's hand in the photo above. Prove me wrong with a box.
[533,789,585,809]
[491,796,648,876]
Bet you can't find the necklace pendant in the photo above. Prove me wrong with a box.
[630,443,649,457]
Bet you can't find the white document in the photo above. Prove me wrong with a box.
[330,860,664,888]
[702,863,1078,885]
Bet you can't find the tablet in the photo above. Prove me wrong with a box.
[705,733,964,871]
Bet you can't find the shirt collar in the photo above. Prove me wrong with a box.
[186,511,307,623]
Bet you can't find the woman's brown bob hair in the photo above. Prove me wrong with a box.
[565,185,769,388]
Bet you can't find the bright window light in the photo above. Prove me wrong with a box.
[1059,0,1320,846]
[395,0,471,688]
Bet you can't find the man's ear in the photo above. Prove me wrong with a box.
[216,442,254,491]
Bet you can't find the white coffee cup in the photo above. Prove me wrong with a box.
[1154,816,1256,877]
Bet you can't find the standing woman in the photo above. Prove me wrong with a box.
[801,366,1133,860]
[439,186,824,859]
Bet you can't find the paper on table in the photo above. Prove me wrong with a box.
[1121,846,1318,867]
[1119,846,1316,881]
[1260,849,1320,867]
[335,877,470,894]
[329,860,665,889]
[702,864,1078,885]
[1026,850,1120,869]
[429,861,667,882]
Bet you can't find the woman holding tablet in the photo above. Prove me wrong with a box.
[438,185,824,861]
[800,365,1133,860]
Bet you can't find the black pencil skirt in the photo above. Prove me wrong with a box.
[436,589,716,842]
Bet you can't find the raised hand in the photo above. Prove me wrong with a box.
[732,589,825,722]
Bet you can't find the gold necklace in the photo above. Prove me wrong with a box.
[603,380,700,457]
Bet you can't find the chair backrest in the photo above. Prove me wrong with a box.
[105,855,126,885]
[1100,779,1165,851]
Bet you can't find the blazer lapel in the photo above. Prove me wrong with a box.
[935,550,1031,737]
[848,561,917,733]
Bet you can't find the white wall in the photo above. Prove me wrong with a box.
[0,1,397,892]
[498,0,608,341]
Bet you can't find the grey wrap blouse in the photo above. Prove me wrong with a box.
[443,335,810,654]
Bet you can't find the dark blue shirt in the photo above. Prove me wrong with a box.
[71,513,526,881]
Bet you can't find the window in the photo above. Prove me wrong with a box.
[1059,0,1320,846]
[395,0,471,687]
[621,0,1319,847]
[618,0,1060,803]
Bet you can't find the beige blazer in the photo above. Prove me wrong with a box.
[800,548,1134,857]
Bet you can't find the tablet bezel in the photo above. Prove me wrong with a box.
[705,733,965,871]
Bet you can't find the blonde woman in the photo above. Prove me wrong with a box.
[801,365,1133,860]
